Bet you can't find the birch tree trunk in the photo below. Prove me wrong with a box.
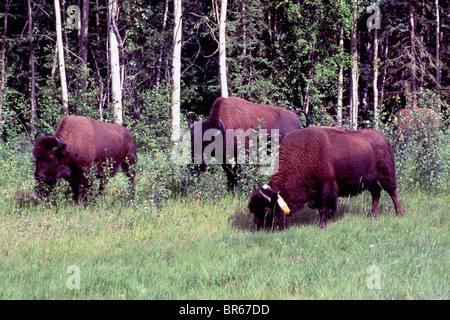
[54,0,69,115]
[28,0,36,135]
[171,0,182,142]
[350,0,359,130]
[435,0,441,112]
[373,27,379,129]
[379,33,388,115]
[337,22,344,127]
[0,0,11,140]
[108,0,123,125]
[79,0,89,104]
[80,0,89,67]
[219,0,228,98]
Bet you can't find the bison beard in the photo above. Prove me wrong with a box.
[248,126,404,230]
[33,116,137,204]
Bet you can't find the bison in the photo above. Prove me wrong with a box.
[248,126,404,230]
[188,97,309,192]
[33,115,137,204]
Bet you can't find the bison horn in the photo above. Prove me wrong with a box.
[258,189,271,203]
[54,135,61,146]
[219,119,225,133]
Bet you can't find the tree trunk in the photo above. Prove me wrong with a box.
[171,0,182,142]
[78,0,89,105]
[380,32,388,116]
[409,0,417,109]
[80,0,89,67]
[28,0,36,135]
[109,0,123,124]
[0,0,11,140]
[337,22,344,127]
[156,0,169,91]
[373,27,379,129]
[350,0,359,130]
[54,0,69,115]
[219,0,228,98]
[435,0,441,112]
[242,0,247,73]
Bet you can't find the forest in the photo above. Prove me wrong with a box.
[0,1,449,301]
[0,0,448,150]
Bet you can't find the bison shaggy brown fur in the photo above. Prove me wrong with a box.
[248,126,404,230]
[33,116,137,204]
[188,97,308,192]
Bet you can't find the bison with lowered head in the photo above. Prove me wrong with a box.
[248,126,404,230]
[33,116,137,204]
[188,97,309,192]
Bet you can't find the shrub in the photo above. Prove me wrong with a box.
[379,109,449,193]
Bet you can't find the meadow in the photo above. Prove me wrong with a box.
[0,145,448,300]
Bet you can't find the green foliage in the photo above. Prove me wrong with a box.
[123,84,172,153]
[379,108,449,193]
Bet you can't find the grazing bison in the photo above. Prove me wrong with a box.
[188,97,309,192]
[248,126,404,230]
[33,116,137,204]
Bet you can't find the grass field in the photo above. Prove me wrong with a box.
[0,149,448,300]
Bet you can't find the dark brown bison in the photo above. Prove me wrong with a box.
[248,126,404,230]
[188,97,309,192]
[33,116,137,204]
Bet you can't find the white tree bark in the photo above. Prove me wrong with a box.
[373,27,379,129]
[350,0,359,130]
[109,0,122,124]
[219,0,228,98]
[54,0,69,115]
[171,0,182,142]
[436,0,441,112]
[337,22,344,127]
[28,0,36,134]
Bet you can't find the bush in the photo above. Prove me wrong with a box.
[379,109,449,193]
[124,85,172,153]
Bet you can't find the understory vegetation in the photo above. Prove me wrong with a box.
[0,115,448,300]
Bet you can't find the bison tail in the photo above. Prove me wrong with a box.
[294,110,311,127]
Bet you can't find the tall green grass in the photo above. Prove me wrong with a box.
[0,145,448,300]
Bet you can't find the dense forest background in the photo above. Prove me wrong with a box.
[0,0,448,151]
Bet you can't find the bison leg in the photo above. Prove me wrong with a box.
[222,163,238,193]
[377,178,404,217]
[69,168,92,205]
[69,177,84,205]
[368,182,382,218]
[318,181,338,229]
[319,208,328,229]
[388,190,404,217]
[121,156,136,197]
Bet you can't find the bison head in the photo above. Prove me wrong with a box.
[248,186,288,230]
[188,115,225,170]
[33,136,69,186]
